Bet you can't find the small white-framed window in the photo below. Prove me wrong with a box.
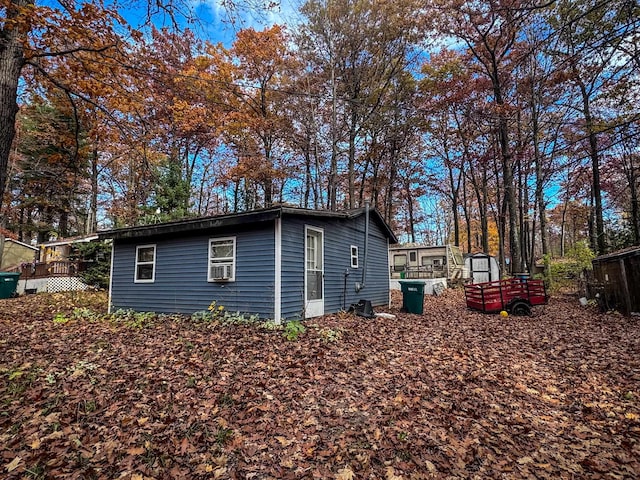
[350,245,359,268]
[135,245,156,283]
[209,237,236,282]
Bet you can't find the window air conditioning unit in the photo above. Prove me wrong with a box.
[212,264,232,281]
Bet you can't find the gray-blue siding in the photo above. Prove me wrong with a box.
[281,215,390,319]
[110,225,276,316]
[110,215,390,319]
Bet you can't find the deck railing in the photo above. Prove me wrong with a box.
[18,261,88,279]
[390,265,445,279]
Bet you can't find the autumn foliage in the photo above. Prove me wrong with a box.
[1,0,639,264]
[1,291,639,478]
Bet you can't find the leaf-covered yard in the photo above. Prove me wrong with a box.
[1,290,639,479]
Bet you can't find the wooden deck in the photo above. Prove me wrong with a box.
[17,261,88,279]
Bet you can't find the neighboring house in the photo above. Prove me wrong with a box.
[1,239,38,270]
[464,252,500,284]
[39,234,99,263]
[14,234,99,294]
[388,244,464,292]
[98,206,398,320]
[591,246,640,316]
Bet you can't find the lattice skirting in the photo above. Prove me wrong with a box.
[18,276,89,294]
[47,277,89,293]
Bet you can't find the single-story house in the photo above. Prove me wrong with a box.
[98,206,398,320]
[1,238,38,270]
[592,245,640,316]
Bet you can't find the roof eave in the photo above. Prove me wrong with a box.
[593,246,640,262]
[98,206,398,244]
[99,209,282,241]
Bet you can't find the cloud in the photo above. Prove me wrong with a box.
[187,0,302,44]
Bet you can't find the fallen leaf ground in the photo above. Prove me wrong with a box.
[1,290,639,479]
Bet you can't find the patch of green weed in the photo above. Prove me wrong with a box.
[283,320,306,341]
[52,313,70,325]
[110,309,155,329]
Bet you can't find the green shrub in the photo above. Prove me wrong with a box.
[76,241,112,290]
[191,300,260,326]
[545,241,595,292]
[283,320,306,341]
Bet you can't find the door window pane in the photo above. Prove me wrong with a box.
[307,270,323,300]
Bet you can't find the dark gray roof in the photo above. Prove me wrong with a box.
[593,245,640,262]
[98,206,398,243]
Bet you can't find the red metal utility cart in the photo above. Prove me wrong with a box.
[464,278,548,315]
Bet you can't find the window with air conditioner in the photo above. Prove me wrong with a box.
[208,237,236,282]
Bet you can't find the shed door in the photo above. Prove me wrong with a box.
[305,227,324,318]
[471,256,491,283]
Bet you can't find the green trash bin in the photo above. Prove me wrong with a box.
[0,272,21,299]
[399,280,425,314]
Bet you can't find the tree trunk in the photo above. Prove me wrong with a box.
[630,160,640,244]
[573,64,606,254]
[462,173,472,253]
[560,199,568,257]
[496,110,521,273]
[481,168,489,254]
[385,158,397,225]
[406,178,416,243]
[530,84,550,270]
[312,141,321,209]
[303,139,312,208]
[0,0,31,211]
[588,188,597,252]
[88,147,99,234]
[347,105,357,209]
[480,43,521,272]
[443,132,462,247]
[328,66,338,211]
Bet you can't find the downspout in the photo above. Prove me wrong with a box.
[355,201,370,293]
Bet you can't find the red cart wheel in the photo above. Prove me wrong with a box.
[510,300,531,316]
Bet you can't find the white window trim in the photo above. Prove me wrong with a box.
[208,236,236,282]
[350,245,359,269]
[134,244,156,283]
[274,218,282,324]
[108,241,115,313]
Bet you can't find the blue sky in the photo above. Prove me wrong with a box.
[118,0,302,46]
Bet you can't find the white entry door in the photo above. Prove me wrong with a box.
[305,227,324,318]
